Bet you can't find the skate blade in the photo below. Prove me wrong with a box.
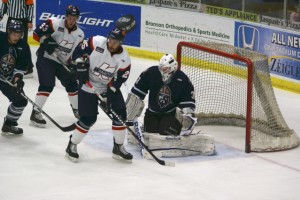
[30,121,46,128]
[65,154,78,163]
[112,154,133,163]
[1,131,23,136]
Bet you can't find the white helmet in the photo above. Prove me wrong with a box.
[158,54,178,82]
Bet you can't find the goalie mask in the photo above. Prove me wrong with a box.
[158,54,178,82]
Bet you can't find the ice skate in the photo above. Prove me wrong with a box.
[65,135,79,162]
[112,140,133,162]
[30,109,46,128]
[1,118,23,136]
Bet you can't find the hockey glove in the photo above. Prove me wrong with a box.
[42,37,58,55]
[99,87,115,112]
[11,74,24,93]
[75,57,90,84]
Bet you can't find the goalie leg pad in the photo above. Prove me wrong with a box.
[126,93,144,122]
[144,132,215,157]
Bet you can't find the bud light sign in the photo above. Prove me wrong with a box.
[36,0,141,47]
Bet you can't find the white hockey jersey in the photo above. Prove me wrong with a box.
[75,36,131,94]
[34,17,84,65]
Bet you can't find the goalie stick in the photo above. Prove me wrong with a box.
[0,75,76,132]
[85,81,175,167]
[133,117,145,156]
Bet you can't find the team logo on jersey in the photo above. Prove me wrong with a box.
[0,54,16,76]
[92,63,116,81]
[57,40,75,55]
[157,85,172,109]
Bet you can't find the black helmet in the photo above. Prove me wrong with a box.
[66,5,80,17]
[7,20,24,33]
[107,28,125,42]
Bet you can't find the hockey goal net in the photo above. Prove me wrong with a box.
[177,41,300,152]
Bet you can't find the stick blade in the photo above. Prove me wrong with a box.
[164,160,176,167]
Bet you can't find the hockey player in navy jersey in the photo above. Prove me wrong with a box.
[65,28,133,162]
[126,54,197,136]
[0,20,30,135]
[30,5,84,128]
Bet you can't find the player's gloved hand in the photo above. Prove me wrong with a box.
[0,15,3,21]
[75,57,90,84]
[99,87,115,111]
[11,74,24,93]
[42,36,57,55]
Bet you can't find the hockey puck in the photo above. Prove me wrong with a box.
[115,15,136,33]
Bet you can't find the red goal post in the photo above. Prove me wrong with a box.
[176,41,300,153]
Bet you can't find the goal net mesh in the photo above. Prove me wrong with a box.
[177,41,300,152]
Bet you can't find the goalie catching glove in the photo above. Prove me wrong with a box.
[176,108,197,136]
[75,56,90,84]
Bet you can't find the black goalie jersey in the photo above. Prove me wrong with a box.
[131,66,196,113]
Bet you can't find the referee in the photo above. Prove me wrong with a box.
[0,0,35,78]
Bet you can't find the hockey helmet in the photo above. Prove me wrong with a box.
[158,54,178,82]
[66,5,80,17]
[7,20,24,33]
[107,28,125,42]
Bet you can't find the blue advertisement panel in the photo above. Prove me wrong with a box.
[36,0,141,47]
[234,22,300,81]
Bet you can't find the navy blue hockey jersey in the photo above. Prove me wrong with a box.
[0,31,30,80]
[131,66,195,113]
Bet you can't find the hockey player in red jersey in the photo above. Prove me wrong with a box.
[30,5,84,128]
[65,28,133,162]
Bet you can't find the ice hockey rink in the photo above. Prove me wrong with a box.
[0,46,300,200]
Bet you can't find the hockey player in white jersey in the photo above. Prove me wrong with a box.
[30,5,84,127]
[65,28,133,162]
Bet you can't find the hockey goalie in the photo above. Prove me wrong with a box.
[126,54,215,158]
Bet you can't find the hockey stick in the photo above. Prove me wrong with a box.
[150,147,215,154]
[0,75,76,132]
[133,117,145,156]
[85,81,175,167]
[52,53,72,72]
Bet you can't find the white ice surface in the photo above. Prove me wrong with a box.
[0,47,300,200]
